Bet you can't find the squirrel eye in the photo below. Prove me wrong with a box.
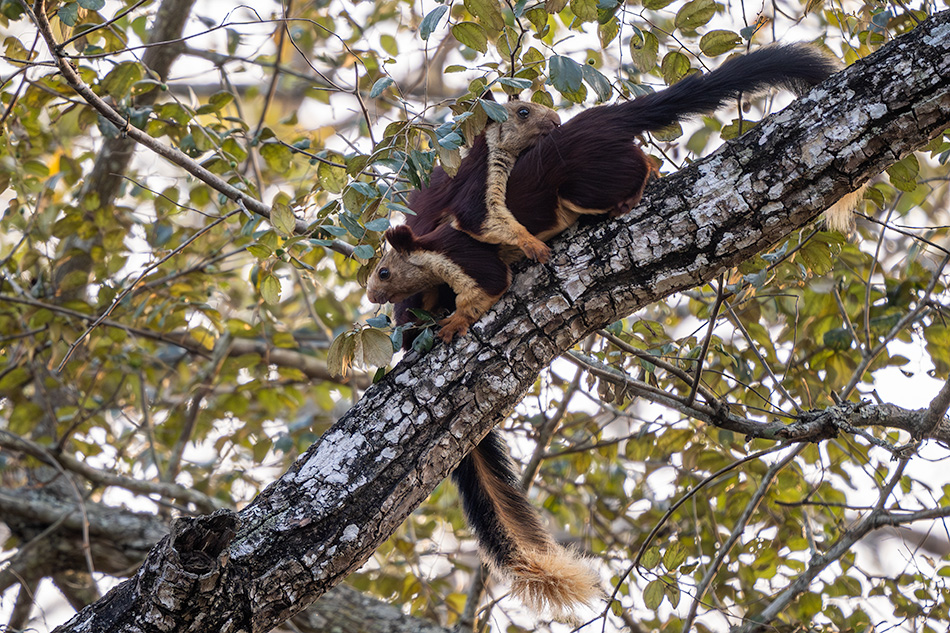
[517,107,530,119]
[377,268,391,281]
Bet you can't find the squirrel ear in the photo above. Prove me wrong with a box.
[384,225,418,253]
[480,90,496,102]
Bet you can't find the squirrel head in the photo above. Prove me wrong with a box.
[485,100,561,155]
[366,226,442,304]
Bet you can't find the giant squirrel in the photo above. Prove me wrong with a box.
[366,44,842,619]
[367,44,844,343]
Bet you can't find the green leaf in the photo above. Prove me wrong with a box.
[599,18,620,48]
[497,77,533,91]
[643,580,665,610]
[661,51,691,84]
[570,0,598,22]
[479,98,509,122]
[663,541,687,570]
[525,7,548,31]
[420,5,448,40]
[3,36,29,61]
[380,34,398,56]
[464,0,505,31]
[78,0,105,9]
[674,0,717,30]
[352,244,375,260]
[451,22,489,53]
[196,91,234,114]
[260,143,293,172]
[629,31,659,73]
[0,367,30,391]
[100,62,144,99]
[700,29,741,55]
[886,153,919,185]
[58,2,79,26]
[642,0,675,9]
[365,217,391,232]
[318,156,347,194]
[640,547,661,568]
[260,274,281,305]
[582,64,612,102]
[369,77,394,98]
[495,26,520,60]
[271,203,296,236]
[550,55,584,94]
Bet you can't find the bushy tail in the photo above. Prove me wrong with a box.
[590,43,840,136]
[452,430,601,619]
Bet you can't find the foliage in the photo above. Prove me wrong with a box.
[0,0,948,631]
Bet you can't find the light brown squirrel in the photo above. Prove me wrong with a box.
[478,99,561,262]
[367,43,844,620]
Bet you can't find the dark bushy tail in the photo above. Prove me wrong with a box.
[452,430,601,618]
[567,43,839,138]
[622,43,838,134]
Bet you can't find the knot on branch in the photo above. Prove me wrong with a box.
[779,401,872,443]
[170,509,239,575]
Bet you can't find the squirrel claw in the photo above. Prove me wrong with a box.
[520,236,551,263]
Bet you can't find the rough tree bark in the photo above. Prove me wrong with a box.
[50,11,950,633]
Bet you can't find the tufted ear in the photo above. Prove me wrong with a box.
[384,225,419,254]
[480,89,496,102]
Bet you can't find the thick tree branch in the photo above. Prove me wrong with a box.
[50,12,950,633]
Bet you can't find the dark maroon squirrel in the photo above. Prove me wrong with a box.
[366,44,842,619]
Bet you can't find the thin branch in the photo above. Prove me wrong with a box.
[733,458,911,632]
[687,274,726,407]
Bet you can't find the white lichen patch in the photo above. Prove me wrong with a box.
[384,416,412,444]
[923,23,950,47]
[800,136,830,168]
[340,524,360,543]
[378,446,397,461]
[294,430,366,485]
[561,274,587,301]
[628,230,658,263]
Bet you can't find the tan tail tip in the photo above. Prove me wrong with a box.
[507,546,603,621]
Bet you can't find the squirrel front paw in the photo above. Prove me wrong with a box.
[438,313,471,342]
